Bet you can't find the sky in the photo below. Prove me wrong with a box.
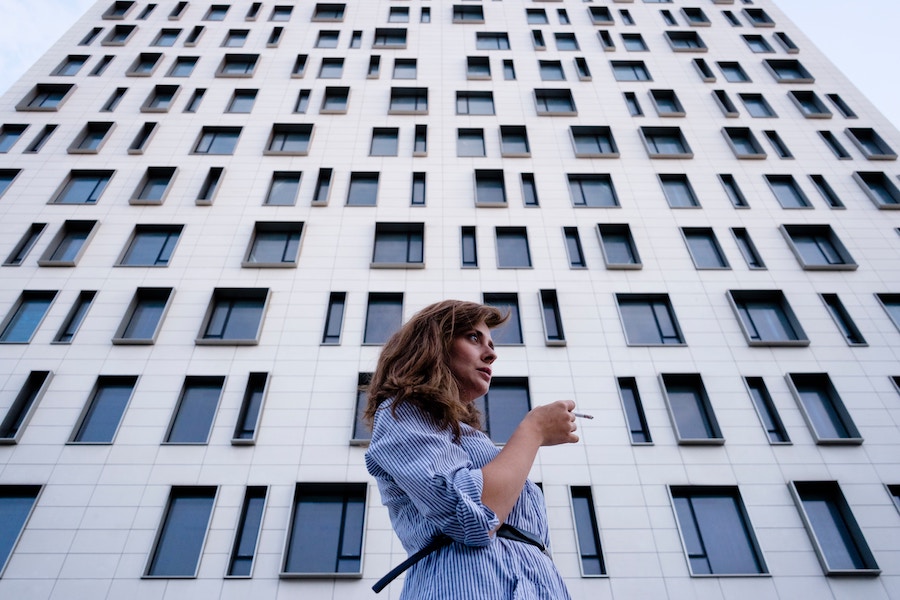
[0,0,898,130]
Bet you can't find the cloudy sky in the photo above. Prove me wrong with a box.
[0,0,898,129]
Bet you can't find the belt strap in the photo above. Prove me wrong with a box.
[372,524,546,593]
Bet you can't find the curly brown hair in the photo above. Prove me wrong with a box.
[364,300,507,440]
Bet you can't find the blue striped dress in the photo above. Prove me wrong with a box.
[365,400,572,600]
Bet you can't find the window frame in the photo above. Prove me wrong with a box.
[144,486,218,578]
[780,225,857,271]
[659,373,725,445]
[616,294,685,346]
[69,375,138,444]
[786,373,863,445]
[371,222,425,269]
[727,289,809,347]
[243,221,304,268]
[196,288,270,345]
[112,287,174,345]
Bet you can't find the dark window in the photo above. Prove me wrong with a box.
[740,93,776,118]
[0,485,41,573]
[244,222,302,266]
[0,291,57,343]
[495,227,531,269]
[266,124,313,155]
[370,128,399,156]
[372,223,424,267]
[483,293,523,345]
[729,290,808,346]
[113,287,172,343]
[570,126,618,157]
[534,89,576,115]
[611,60,651,81]
[373,28,407,48]
[789,90,831,118]
[217,54,259,77]
[598,224,641,268]
[661,373,724,443]
[352,373,372,444]
[265,171,302,206]
[876,294,900,333]
[233,373,269,443]
[457,128,485,157]
[500,125,530,157]
[312,168,332,205]
[764,59,814,83]
[719,174,750,208]
[18,83,74,110]
[199,289,269,344]
[718,61,750,82]
[780,225,857,270]
[227,486,267,577]
[39,220,97,266]
[682,228,729,268]
[810,174,845,208]
[787,373,862,444]
[820,294,866,346]
[476,32,510,50]
[71,376,137,443]
[131,167,176,205]
[731,228,765,269]
[165,376,226,444]
[475,170,506,205]
[743,377,790,444]
[0,370,52,443]
[196,167,224,205]
[119,225,182,266]
[4,223,46,266]
[69,122,114,153]
[563,227,586,268]
[282,483,366,575]
[54,290,95,343]
[616,294,683,345]
[618,377,651,444]
[322,292,346,344]
[568,174,619,207]
[571,486,606,576]
[194,127,241,154]
[456,91,495,115]
[640,127,692,157]
[227,89,257,113]
[146,486,217,577]
[389,87,427,113]
[671,486,767,575]
[853,171,900,209]
[364,293,403,344]
[474,378,530,444]
[659,174,700,207]
[411,172,426,206]
[723,127,766,159]
[461,227,478,268]
[0,124,28,153]
[52,170,113,204]
[665,30,707,51]
[540,290,565,345]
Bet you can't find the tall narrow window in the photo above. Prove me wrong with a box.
[233,373,269,444]
[0,370,52,443]
[129,122,159,154]
[876,294,900,333]
[820,294,866,346]
[352,373,372,444]
[495,227,531,268]
[671,486,767,575]
[474,378,530,444]
[731,228,765,269]
[312,168,333,205]
[461,227,478,268]
[322,292,347,344]
[570,486,606,576]
[563,227,586,268]
[617,294,682,345]
[483,293,523,345]
[718,174,749,207]
[810,174,845,208]
[227,486,268,577]
[54,290,95,343]
[413,125,427,156]
[411,172,426,206]
[4,223,46,266]
[743,377,790,444]
[539,290,565,345]
[0,291,57,343]
[661,373,724,444]
[70,376,138,443]
[364,293,403,344]
[196,167,224,205]
[146,487,217,577]
[165,376,226,444]
[790,481,880,574]
[0,485,41,574]
[113,287,173,344]
[618,377,651,444]
[282,483,366,575]
[786,373,862,444]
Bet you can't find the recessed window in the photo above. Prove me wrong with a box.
[168,56,198,77]
[153,28,181,47]
[321,86,350,113]
[649,89,685,116]
[145,487,217,577]
[53,54,88,76]
[102,24,136,45]
[17,83,75,111]
[659,174,700,208]
[503,60,516,80]
[321,292,346,345]
[640,126,692,158]
[128,52,162,76]
[731,227,766,269]
[372,222,424,268]
[0,291,57,344]
[787,374,862,444]
[476,32,510,50]
[820,293,866,346]
[742,34,773,52]
[373,28,407,48]
[845,128,897,160]
[183,89,205,113]
[194,126,241,154]
[315,30,340,48]
[346,172,379,206]
[534,89,576,115]
[563,227,586,268]
[570,126,618,158]
[51,170,113,204]
[113,287,173,344]
[744,377,790,444]
[185,25,205,46]
[766,174,811,208]
[495,227,532,269]
[411,172,426,206]
[104,1,135,19]
[393,58,417,80]
[457,128,485,157]
[717,61,750,82]
[661,373,723,443]
[568,174,619,207]
[780,225,857,270]
[456,91,495,115]
[244,222,303,267]
[764,59,814,83]
[311,168,332,205]
[598,224,641,269]
[142,85,180,112]
[118,225,182,266]
[270,5,293,21]
[79,27,103,46]
[389,87,427,114]
[0,486,40,573]
[70,375,137,443]
[876,294,900,333]
[364,293,403,345]
[0,169,20,198]
[388,7,409,23]
[570,486,606,577]
[611,60,651,81]
[722,127,766,159]
[474,377,530,444]
[692,58,715,82]
[621,33,647,51]
[313,3,345,22]
[539,60,565,81]
[370,127,399,156]
[264,171,301,206]
[217,54,259,77]
[739,93,776,117]
[169,1,188,19]
[520,173,538,207]
[712,90,738,117]
[131,166,177,205]
[483,293,523,345]
[588,6,613,25]
[790,481,880,575]
[227,89,257,113]
[38,220,98,266]
[4,223,46,266]
[466,56,490,80]
[807,174,844,208]
[266,124,313,155]
[0,123,28,153]
[204,4,229,20]
[826,94,857,118]
[682,228,729,268]
[665,30,707,51]
[53,290,95,343]
[624,92,643,116]
[743,7,775,27]
[554,32,579,51]
[453,4,484,23]
[788,90,831,118]
[226,486,267,576]
[682,7,710,26]
[853,171,900,209]
[764,130,793,159]
[817,131,851,159]
[616,294,684,346]
[282,483,366,575]
[164,377,225,444]
[461,226,478,268]
[0,370,52,442]
[197,288,269,345]
[474,170,507,206]
[539,289,565,345]
[671,486,767,574]
[294,89,311,113]
[618,378,651,444]
[500,125,530,157]
[728,290,809,346]
[196,167,224,205]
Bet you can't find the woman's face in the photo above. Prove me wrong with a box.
[448,320,497,403]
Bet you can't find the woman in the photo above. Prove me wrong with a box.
[364,300,578,599]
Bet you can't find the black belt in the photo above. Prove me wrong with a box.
[372,523,547,593]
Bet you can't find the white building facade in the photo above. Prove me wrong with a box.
[0,1,898,599]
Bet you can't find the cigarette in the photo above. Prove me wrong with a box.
[571,411,593,420]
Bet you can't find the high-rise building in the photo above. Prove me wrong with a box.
[0,1,898,598]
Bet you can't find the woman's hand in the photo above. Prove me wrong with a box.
[521,400,579,446]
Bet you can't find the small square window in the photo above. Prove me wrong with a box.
[570,126,618,158]
[0,124,28,153]
[264,171,302,206]
[616,294,684,346]
[660,373,724,443]
[527,9,548,24]
[244,222,303,267]
[728,290,808,346]
[53,54,88,76]
[539,60,565,81]
[38,220,98,266]
[315,30,340,48]
[554,33,579,51]
[217,54,259,77]
[141,85,180,112]
[372,223,424,268]
[717,61,750,82]
[370,128,399,156]
[588,7,614,26]
[168,56,198,77]
[204,5,229,21]
[722,127,766,159]
[474,170,507,206]
[227,89,257,113]
[649,89,685,116]
[659,174,700,208]
[621,33,648,51]
[780,224,857,270]
[393,58,417,80]
[270,6,293,22]
[131,166,177,205]
[346,172,379,206]
[682,228,729,268]
[197,288,269,345]
[495,227,531,269]
[266,124,313,155]
[764,59,814,83]
[113,287,173,344]
[500,126,530,157]
[118,224,182,266]
[466,56,490,80]
[317,57,344,79]
[153,28,182,47]
[457,128,486,157]
[534,89,576,115]
[739,93,776,117]
[640,127,693,158]
[598,224,641,269]
[456,91,495,115]
[0,169,20,198]
[321,86,350,113]
[388,7,410,23]
[389,87,427,114]
[568,174,619,207]
[765,174,811,208]
[743,8,775,27]
[102,24,137,45]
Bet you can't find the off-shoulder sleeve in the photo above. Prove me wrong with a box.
[365,402,498,547]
